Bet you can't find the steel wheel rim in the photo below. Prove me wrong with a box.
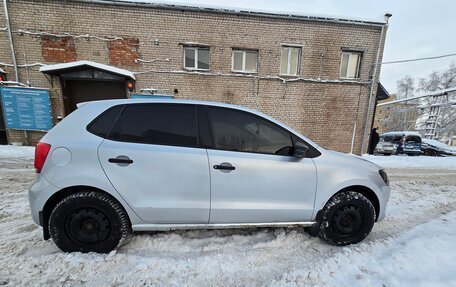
[331,205,364,237]
[65,208,111,245]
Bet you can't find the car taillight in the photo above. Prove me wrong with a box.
[34,143,51,173]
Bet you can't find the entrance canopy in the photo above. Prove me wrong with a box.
[39,60,136,81]
[40,61,133,115]
[376,82,390,101]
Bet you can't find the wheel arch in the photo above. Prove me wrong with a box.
[314,185,380,224]
[41,185,132,240]
[337,185,380,221]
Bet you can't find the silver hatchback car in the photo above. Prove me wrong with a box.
[29,99,390,253]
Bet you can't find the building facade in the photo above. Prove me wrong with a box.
[374,94,419,134]
[0,0,389,154]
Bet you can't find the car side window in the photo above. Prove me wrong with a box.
[87,105,124,138]
[207,107,293,155]
[109,104,198,147]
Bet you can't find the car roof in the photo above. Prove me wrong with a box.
[79,98,258,113]
[381,131,421,137]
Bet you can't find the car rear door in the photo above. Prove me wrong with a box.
[97,103,210,224]
[204,106,317,223]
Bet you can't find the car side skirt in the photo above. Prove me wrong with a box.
[132,221,316,231]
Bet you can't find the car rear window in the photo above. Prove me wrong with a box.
[87,105,124,138]
[382,135,393,142]
[392,135,403,142]
[406,135,421,143]
[109,104,198,147]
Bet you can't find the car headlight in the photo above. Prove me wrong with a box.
[379,169,389,185]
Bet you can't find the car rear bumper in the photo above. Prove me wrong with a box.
[403,150,422,155]
[376,149,395,154]
[28,174,59,226]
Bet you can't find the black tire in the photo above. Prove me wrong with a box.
[317,191,375,246]
[49,191,130,253]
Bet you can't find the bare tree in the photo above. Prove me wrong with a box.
[381,76,418,132]
[418,62,456,91]
[417,62,456,139]
[380,64,456,139]
[381,102,418,132]
[396,75,415,99]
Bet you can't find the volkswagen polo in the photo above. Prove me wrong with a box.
[29,99,390,253]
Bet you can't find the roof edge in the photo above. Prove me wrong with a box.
[39,60,136,80]
[69,0,387,27]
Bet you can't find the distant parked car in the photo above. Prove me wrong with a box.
[421,138,456,156]
[380,131,422,156]
[374,138,397,155]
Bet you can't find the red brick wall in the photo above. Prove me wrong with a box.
[108,38,139,66]
[41,36,76,63]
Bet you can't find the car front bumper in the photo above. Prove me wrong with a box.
[377,184,391,222]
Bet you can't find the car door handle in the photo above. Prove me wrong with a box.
[213,164,235,171]
[108,157,133,164]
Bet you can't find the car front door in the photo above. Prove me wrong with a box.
[204,106,317,224]
[97,103,210,224]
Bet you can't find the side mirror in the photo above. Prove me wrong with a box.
[293,141,309,158]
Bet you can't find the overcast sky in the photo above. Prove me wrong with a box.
[128,0,456,93]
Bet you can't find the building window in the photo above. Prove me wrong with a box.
[340,52,361,79]
[232,50,258,73]
[280,46,301,75]
[184,47,210,70]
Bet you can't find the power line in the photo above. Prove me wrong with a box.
[377,87,456,107]
[381,53,456,65]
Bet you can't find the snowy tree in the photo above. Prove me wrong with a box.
[418,62,456,91]
[417,62,456,139]
[396,75,415,99]
[381,76,418,132]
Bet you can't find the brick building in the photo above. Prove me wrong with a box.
[374,94,419,134]
[0,0,390,154]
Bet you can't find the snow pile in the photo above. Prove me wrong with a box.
[362,154,456,169]
[0,145,34,159]
[274,211,456,286]
[423,138,456,151]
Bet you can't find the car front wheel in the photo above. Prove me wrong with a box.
[48,191,130,253]
[317,191,375,246]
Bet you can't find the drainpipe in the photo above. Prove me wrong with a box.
[360,13,392,154]
[3,0,18,82]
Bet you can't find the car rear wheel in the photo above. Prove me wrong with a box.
[49,191,130,253]
[317,191,375,246]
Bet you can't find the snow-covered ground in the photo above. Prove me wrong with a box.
[0,145,34,158]
[0,146,455,286]
[363,154,456,169]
